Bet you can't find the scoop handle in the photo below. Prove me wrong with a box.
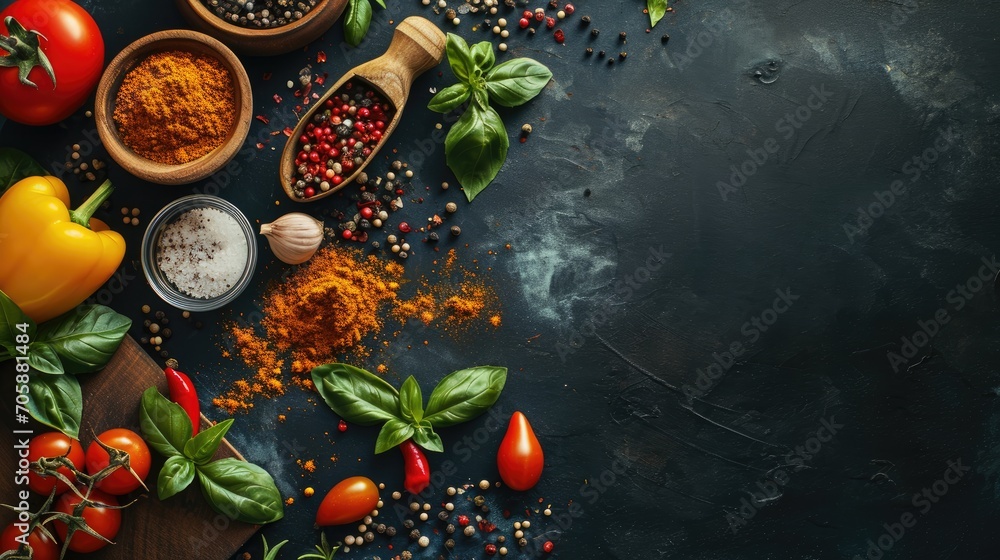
[353,16,446,104]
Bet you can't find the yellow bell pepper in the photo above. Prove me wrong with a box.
[0,176,125,324]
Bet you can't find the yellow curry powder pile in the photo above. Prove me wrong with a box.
[113,50,236,165]
[215,246,501,413]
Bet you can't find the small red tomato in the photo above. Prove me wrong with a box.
[85,428,151,495]
[27,432,85,496]
[316,476,379,526]
[0,523,58,560]
[53,489,121,553]
[497,411,544,491]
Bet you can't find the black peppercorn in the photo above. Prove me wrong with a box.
[619,31,627,42]
[598,50,606,57]
[580,15,591,25]
[591,28,599,37]
[403,519,415,529]
[438,511,450,521]
[619,51,627,60]
[661,34,670,43]
[585,47,593,55]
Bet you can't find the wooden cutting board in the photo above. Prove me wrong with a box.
[0,336,260,559]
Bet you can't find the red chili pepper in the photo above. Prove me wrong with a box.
[164,358,200,435]
[400,439,431,494]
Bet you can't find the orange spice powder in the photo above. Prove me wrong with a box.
[216,245,501,412]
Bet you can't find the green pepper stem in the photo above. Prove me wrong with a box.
[69,179,115,228]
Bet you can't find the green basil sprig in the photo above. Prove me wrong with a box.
[0,289,130,438]
[311,363,507,454]
[428,34,552,202]
[139,387,285,524]
[647,0,668,28]
[343,0,386,47]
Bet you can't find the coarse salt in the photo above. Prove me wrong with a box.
[157,207,248,299]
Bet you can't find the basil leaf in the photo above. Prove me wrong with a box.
[196,458,284,524]
[471,41,495,72]
[423,366,507,427]
[140,387,193,458]
[428,83,471,113]
[27,342,63,375]
[373,0,385,7]
[158,455,195,500]
[375,418,415,454]
[399,376,424,423]
[36,305,131,374]
[0,288,33,357]
[0,148,46,194]
[485,58,553,107]
[344,0,373,47]
[445,33,476,85]
[27,372,81,439]
[184,419,234,466]
[311,363,402,425]
[445,102,508,202]
[648,0,668,27]
[412,424,444,453]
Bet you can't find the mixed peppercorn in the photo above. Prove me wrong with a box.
[290,80,394,200]
[201,0,318,28]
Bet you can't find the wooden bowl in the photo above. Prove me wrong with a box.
[279,16,445,202]
[95,30,253,185]
[175,0,349,56]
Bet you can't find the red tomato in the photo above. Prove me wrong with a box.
[0,523,59,560]
[85,428,151,495]
[497,411,544,491]
[53,489,121,553]
[0,0,104,125]
[27,432,85,496]
[316,476,380,526]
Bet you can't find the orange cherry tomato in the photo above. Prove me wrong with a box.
[85,428,151,495]
[0,523,58,560]
[316,476,380,526]
[53,489,121,553]
[27,432,85,496]
[497,411,544,491]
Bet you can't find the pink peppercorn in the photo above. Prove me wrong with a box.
[564,3,574,14]
[545,16,555,28]
[554,29,565,43]
[519,17,530,28]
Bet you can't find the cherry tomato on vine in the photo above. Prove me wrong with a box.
[53,489,121,553]
[316,476,379,526]
[0,0,105,125]
[497,411,544,491]
[26,431,84,496]
[0,523,58,560]
[85,428,151,495]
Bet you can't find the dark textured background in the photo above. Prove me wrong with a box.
[2,0,1000,558]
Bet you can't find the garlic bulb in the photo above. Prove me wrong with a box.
[260,213,324,265]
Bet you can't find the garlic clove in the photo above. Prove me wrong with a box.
[260,212,324,265]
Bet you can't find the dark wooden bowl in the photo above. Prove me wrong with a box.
[279,16,445,202]
[95,30,253,185]
[175,0,349,56]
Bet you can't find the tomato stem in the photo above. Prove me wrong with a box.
[0,16,57,88]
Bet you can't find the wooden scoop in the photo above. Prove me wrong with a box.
[279,16,445,202]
